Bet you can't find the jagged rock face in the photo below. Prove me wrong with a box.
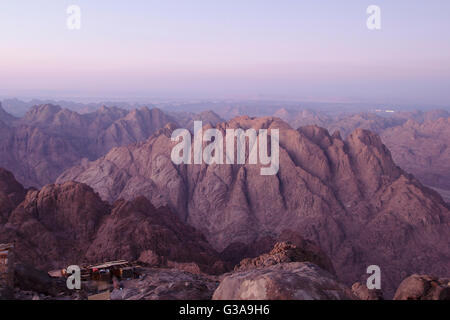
[0,175,224,273]
[393,275,450,300]
[220,229,334,271]
[0,104,175,188]
[1,182,110,269]
[57,116,450,295]
[96,107,177,155]
[279,109,450,201]
[351,282,384,300]
[234,241,335,275]
[213,262,355,300]
[0,169,26,222]
[85,196,225,274]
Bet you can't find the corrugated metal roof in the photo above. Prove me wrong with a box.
[86,260,129,269]
[0,243,14,251]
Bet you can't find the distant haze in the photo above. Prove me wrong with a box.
[1,0,449,106]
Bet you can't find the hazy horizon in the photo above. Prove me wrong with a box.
[1,0,450,106]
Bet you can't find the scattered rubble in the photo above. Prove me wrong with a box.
[110,268,219,300]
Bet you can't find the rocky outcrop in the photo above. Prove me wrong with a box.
[0,176,224,273]
[96,107,176,155]
[221,230,335,272]
[213,262,355,300]
[213,242,347,300]
[393,274,450,300]
[85,196,226,274]
[234,242,335,275]
[57,117,450,296]
[1,182,110,269]
[351,282,384,300]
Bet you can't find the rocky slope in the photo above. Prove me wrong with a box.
[57,116,450,296]
[0,169,224,273]
[85,196,226,274]
[276,108,450,201]
[0,104,176,188]
[380,118,450,198]
[393,274,450,300]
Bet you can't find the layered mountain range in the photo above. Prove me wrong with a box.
[56,116,450,295]
[1,102,449,296]
[275,109,450,201]
[0,103,180,188]
[2,101,449,201]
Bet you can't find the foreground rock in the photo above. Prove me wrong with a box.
[393,274,450,300]
[213,262,354,300]
[351,282,384,300]
[111,268,219,300]
[234,241,335,275]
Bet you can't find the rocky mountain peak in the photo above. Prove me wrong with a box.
[54,116,449,296]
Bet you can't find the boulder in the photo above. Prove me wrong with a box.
[213,262,355,300]
[351,282,384,300]
[393,274,450,300]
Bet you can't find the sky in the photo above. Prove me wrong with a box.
[0,0,449,106]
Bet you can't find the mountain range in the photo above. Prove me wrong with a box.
[56,116,450,295]
[0,102,449,297]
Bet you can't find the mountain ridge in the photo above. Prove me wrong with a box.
[56,116,450,296]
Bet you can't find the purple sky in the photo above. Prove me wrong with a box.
[1,0,449,106]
